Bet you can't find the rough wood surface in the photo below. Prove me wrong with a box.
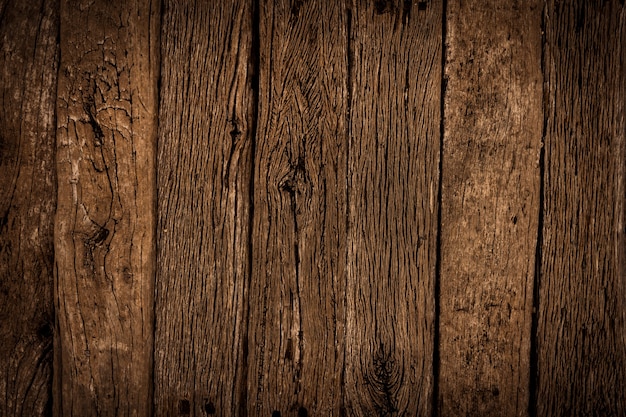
[153,1,254,415]
[439,1,542,416]
[54,0,159,415]
[246,1,348,415]
[344,1,441,415]
[537,1,626,415]
[4,1,626,415]
[0,1,58,415]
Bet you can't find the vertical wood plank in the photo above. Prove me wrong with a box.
[154,1,254,415]
[538,1,626,415]
[345,1,441,415]
[0,1,58,415]
[439,1,542,415]
[247,1,348,415]
[54,0,159,414]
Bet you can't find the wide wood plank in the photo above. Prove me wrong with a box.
[0,1,58,415]
[537,1,626,415]
[154,1,254,415]
[438,1,542,415]
[246,1,348,415]
[345,1,441,415]
[54,0,159,415]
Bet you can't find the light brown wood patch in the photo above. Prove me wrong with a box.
[439,1,543,416]
[54,0,159,415]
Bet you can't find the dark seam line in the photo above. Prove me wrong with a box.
[239,0,260,416]
[151,0,166,414]
[432,0,447,416]
[529,4,547,417]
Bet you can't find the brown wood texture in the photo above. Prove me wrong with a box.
[439,1,543,416]
[0,1,58,415]
[537,1,626,415]
[247,1,348,415]
[344,1,441,415]
[54,0,159,415]
[153,1,254,415]
[3,1,626,415]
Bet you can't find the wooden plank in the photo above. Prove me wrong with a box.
[438,1,542,415]
[246,1,348,415]
[54,0,159,415]
[537,1,626,415]
[153,1,254,415]
[0,1,58,415]
[344,1,441,415]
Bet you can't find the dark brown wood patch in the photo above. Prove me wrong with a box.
[0,1,58,415]
[154,1,254,415]
[537,1,626,415]
[247,0,348,415]
[345,1,442,415]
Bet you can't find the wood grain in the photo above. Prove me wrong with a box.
[0,1,58,415]
[344,1,441,415]
[54,0,159,415]
[439,1,542,415]
[154,1,254,415]
[246,0,348,415]
[537,1,626,415]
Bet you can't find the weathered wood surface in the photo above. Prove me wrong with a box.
[154,1,254,415]
[439,1,543,416]
[345,1,441,415]
[247,0,347,415]
[0,1,58,415]
[2,1,626,415]
[537,1,626,415]
[54,0,159,415]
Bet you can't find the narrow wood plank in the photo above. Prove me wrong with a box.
[154,1,254,415]
[246,1,348,415]
[54,0,159,414]
[344,1,441,415]
[538,1,626,415]
[0,1,58,415]
[439,1,542,415]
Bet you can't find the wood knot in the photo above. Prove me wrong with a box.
[364,342,403,416]
[228,117,242,142]
[122,266,133,283]
[178,399,190,415]
[37,321,53,340]
[285,338,294,361]
[82,86,105,146]
[278,156,311,200]
[374,0,393,14]
[402,0,412,23]
[0,212,8,232]
[86,226,109,247]
[204,400,216,414]
[291,0,303,17]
